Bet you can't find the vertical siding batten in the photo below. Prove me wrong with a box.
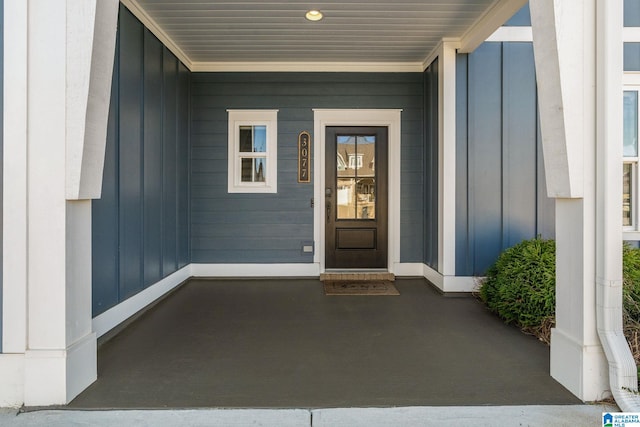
[91,30,120,315]
[177,63,190,268]
[162,47,178,275]
[455,53,470,276]
[143,29,163,287]
[118,7,144,300]
[423,60,439,269]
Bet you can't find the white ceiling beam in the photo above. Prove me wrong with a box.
[190,62,424,73]
[459,0,528,53]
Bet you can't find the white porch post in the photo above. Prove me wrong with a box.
[438,41,458,289]
[530,0,628,401]
[1,0,118,406]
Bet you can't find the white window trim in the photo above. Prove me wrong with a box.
[227,109,278,193]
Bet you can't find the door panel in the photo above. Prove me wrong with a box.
[325,127,388,268]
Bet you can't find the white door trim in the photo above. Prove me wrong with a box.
[313,109,402,273]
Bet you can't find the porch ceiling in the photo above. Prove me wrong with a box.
[123,0,525,71]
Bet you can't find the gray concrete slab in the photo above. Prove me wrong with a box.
[0,405,618,427]
[0,408,309,427]
[312,405,619,427]
[68,278,580,408]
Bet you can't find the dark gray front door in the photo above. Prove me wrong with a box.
[325,127,388,269]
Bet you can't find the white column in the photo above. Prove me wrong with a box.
[0,0,29,407]
[530,0,628,401]
[1,0,118,406]
[22,0,94,406]
[2,0,28,354]
[438,41,458,289]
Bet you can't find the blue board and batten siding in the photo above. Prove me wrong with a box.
[423,60,439,270]
[456,42,554,276]
[625,0,640,71]
[190,73,425,264]
[92,5,189,317]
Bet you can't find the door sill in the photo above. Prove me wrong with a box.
[320,270,395,282]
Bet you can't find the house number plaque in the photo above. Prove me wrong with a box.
[298,131,311,183]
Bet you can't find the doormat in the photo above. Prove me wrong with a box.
[323,280,400,296]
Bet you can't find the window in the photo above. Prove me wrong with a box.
[348,154,363,169]
[228,110,278,193]
[624,89,639,229]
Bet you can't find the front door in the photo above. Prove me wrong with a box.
[325,127,388,269]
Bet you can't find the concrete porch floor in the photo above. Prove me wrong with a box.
[68,278,580,409]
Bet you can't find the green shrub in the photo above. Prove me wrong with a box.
[623,244,640,366]
[624,244,640,323]
[479,237,556,334]
[479,239,640,355]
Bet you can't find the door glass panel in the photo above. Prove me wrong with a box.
[357,178,375,219]
[336,135,376,219]
[337,178,356,219]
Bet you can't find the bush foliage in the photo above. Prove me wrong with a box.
[624,244,640,364]
[479,238,640,360]
[479,237,556,339]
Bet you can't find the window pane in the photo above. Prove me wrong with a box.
[241,158,266,183]
[239,126,267,153]
[624,163,633,227]
[253,126,266,153]
[624,91,638,157]
[239,126,252,152]
[254,158,266,181]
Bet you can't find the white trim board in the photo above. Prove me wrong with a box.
[190,263,321,278]
[423,264,479,293]
[92,265,191,338]
[191,62,424,73]
[313,109,402,274]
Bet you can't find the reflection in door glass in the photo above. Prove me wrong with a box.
[336,135,376,219]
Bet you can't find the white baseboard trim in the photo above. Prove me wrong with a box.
[190,263,321,277]
[0,354,25,407]
[422,264,479,293]
[392,263,424,276]
[92,265,191,338]
[423,264,444,290]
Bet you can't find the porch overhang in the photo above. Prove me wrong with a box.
[121,0,528,73]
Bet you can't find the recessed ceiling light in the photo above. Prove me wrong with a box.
[305,10,323,21]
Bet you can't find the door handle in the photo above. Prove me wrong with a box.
[326,201,331,223]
